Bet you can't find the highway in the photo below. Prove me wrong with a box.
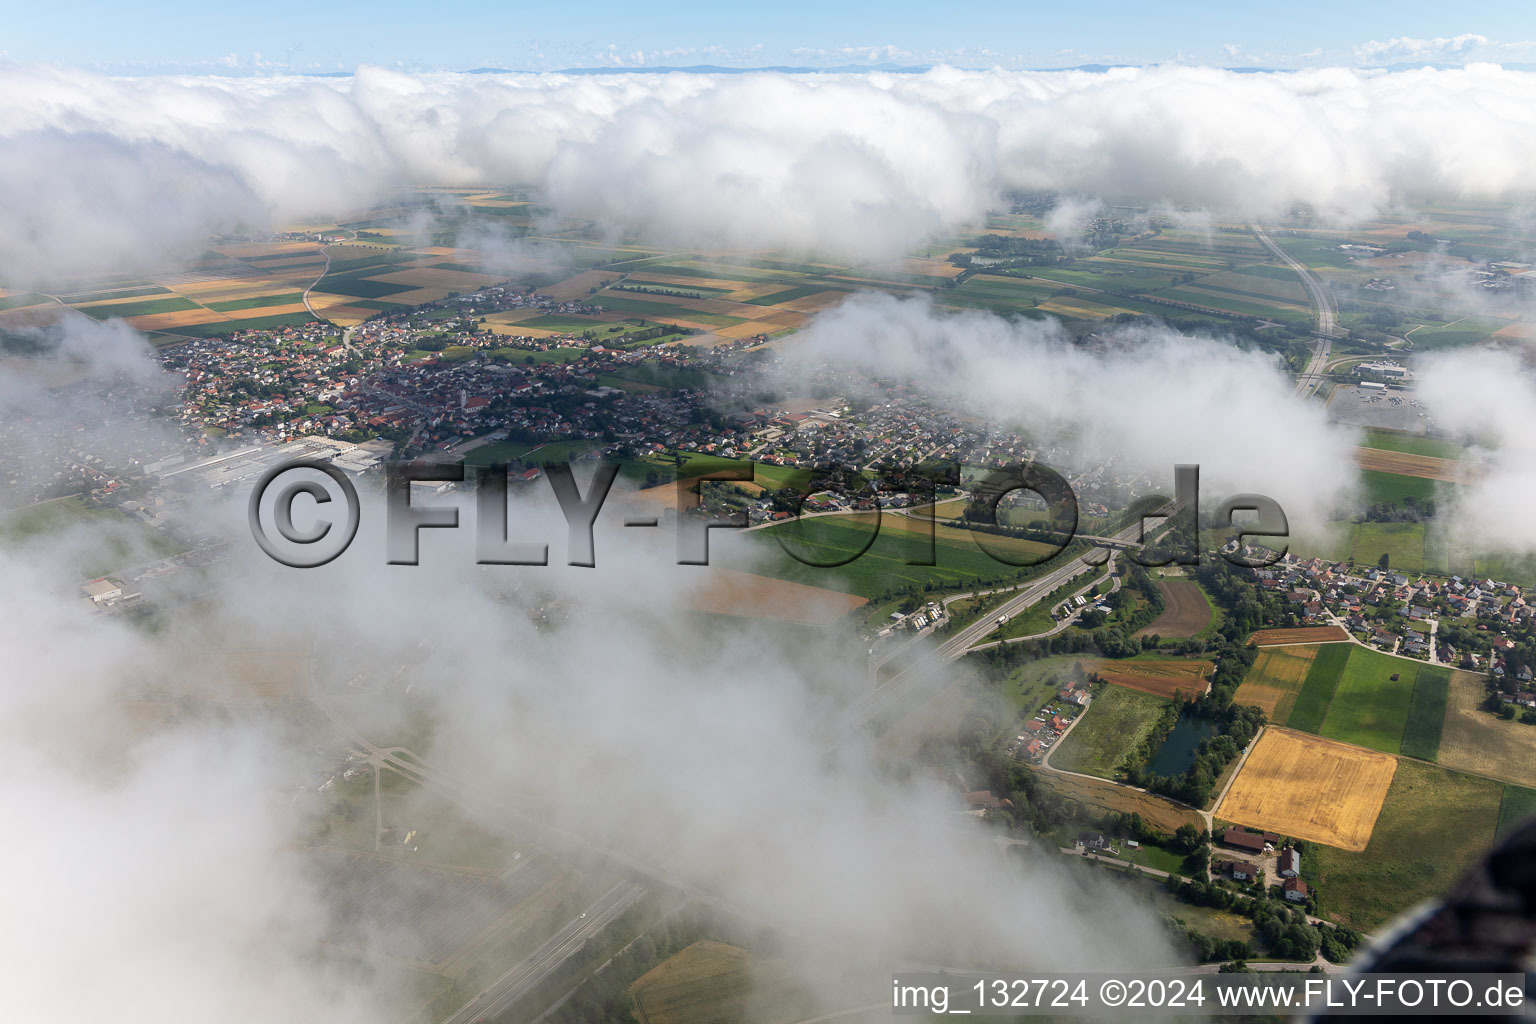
[825,502,1180,746]
[440,880,648,1024]
[1250,221,1339,398]
[309,504,1181,1022]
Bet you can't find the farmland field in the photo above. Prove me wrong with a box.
[1437,670,1536,788]
[1078,658,1213,700]
[1285,643,1352,733]
[1400,665,1450,761]
[742,515,1068,600]
[1234,645,1319,723]
[1030,769,1204,833]
[1051,685,1171,779]
[1248,626,1349,646]
[1310,759,1503,929]
[1133,580,1211,639]
[1353,447,1467,483]
[1359,430,1468,460]
[1215,727,1397,852]
[1357,469,1448,507]
[1497,785,1536,837]
[678,568,867,624]
[77,296,201,318]
[1348,521,1428,572]
[628,941,752,1024]
[1316,646,1421,754]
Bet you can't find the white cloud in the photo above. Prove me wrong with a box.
[791,292,1362,536]
[3,63,1536,281]
[1354,33,1489,65]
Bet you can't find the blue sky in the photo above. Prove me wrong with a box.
[3,0,1532,73]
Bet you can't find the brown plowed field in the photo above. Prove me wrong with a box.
[1133,579,1212,638]
[1079,658,1213,699]
[1354,447,1471,483]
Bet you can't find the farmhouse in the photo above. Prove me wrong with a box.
[1221,828,1268,854]
[963,790,1008,813]
[1217,860,1260,881]
[1077,832,1110,851]
[1277,847,1302,878]
[1282,877,1311,903]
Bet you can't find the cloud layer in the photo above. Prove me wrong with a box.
[6,62,1536,281]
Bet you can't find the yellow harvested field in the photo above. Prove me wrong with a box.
[540,269,616,300]
[316,306,374,326]
[714,321,778,339]
[780,290,850,313]
[1216,727,1396,852]
[124,310,227,330]
[646,273,755,292]
[866,257,965,280]
[381,287,452,305]
[216,241,317,258]
[1436,669,1536,788]
[1234,646,1319,721]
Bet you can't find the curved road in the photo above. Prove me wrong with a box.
[1251,222,1338,398]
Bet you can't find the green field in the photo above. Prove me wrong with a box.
[0,292,46,310]
[1312,759,1502,930]
[1287,645,1448,757]
[1050,685,1170,780]
[592,294,745,327]
[1317,647,1420,754]
[311,269,417,298]
[2,495,185,578]
[1401,666,1450,761]
[1497,785,1536,837]
[742,517,1069,600]
[203,292,305,312]
[56,284,168,302]
[515,314,608,333]
[743,283,845,305]
[1360,430,1467,460]
[1348,521,1428,574]
[166,312,318,337]
[77,296,201,318]
[1406,317,1503,350]
[1287,643,1351,733]
[1358,470,1446,507]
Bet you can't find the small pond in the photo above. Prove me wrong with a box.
[1146,713,1217,776]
